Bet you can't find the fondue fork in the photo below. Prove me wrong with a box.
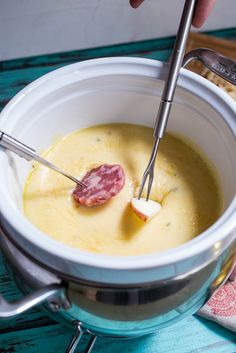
[138,0,197,201]
[0,131,86,188]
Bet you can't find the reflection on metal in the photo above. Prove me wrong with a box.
[209,248,236,293]
[213,241,222,256]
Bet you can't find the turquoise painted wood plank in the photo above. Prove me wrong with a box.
[0,27,235,72]
[0,50,170,108]
[0,35,175,71]
[0,65,63,104]
[0,317,235,353]
[1,28,236,112]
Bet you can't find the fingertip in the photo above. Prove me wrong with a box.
[130,0,144,9]
[192,17,203,28]
[192,0,216,28]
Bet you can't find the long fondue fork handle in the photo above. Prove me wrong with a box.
[138,0,197,201]
[154,0,197,138]
[0,131,86,188]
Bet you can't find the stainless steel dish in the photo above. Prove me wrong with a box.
[0,50,235,352]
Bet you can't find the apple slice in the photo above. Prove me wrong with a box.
[131,197,162,222]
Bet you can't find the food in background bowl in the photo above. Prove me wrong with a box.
[23,123,222,256]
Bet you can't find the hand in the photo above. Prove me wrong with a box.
[129,0,216,28]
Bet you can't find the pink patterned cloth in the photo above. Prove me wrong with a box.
[198,263,236,332]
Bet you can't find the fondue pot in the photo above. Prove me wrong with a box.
[0,51,235,353]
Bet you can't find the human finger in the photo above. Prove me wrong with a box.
[192,0,216,28]
[130,0,145,9]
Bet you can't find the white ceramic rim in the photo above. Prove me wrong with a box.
[0,57,235,270]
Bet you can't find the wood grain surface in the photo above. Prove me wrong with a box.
[0,28,236,353]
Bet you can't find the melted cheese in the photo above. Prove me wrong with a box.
[23,124,222,256]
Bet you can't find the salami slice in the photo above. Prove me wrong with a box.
[73,164,125,207]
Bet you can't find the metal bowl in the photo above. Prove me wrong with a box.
[0,55,235,344]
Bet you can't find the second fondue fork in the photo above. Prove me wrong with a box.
[0,131,86,188]
[138,0,197,201]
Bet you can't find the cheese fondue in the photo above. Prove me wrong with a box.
[23,124,222,256]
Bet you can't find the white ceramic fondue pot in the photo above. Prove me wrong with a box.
[0,54,235,351]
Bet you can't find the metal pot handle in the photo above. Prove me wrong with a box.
[0,284,68,318]
[182,48,236,86]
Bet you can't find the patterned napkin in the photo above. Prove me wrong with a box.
[198,263,236,332]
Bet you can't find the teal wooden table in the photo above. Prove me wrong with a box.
[0,29,236,353]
